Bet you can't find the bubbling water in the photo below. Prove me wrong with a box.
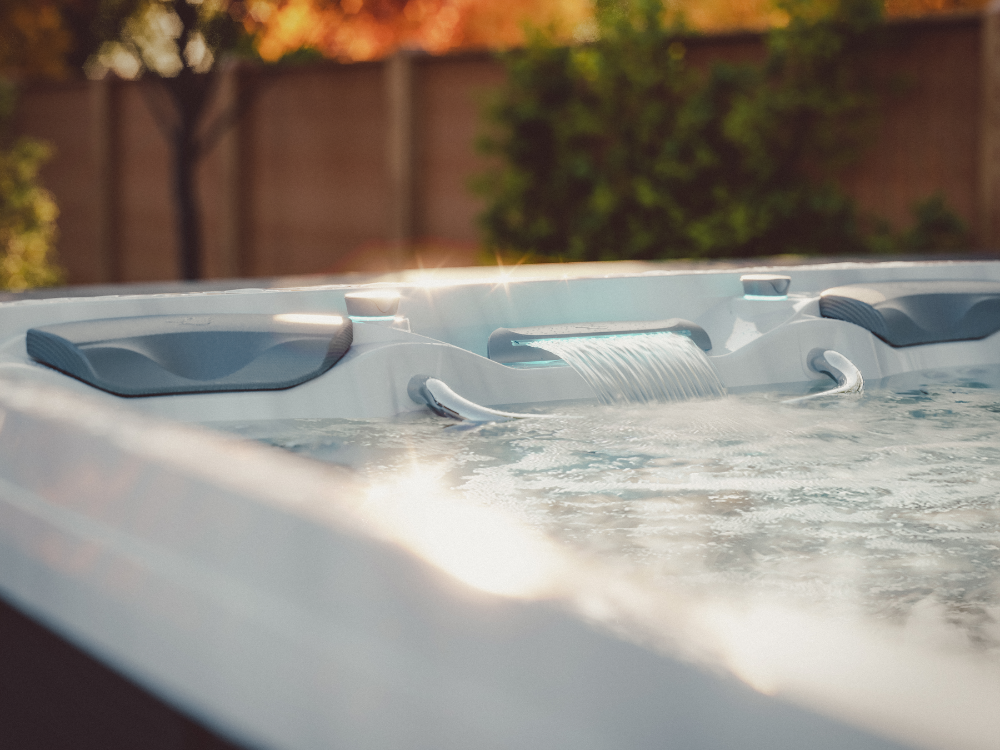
[538,333,726,404]
[229,376,1000,656]
[225,372,1000,750]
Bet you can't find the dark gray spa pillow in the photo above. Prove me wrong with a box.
[819,281,1000,347]
[27,313,353,396]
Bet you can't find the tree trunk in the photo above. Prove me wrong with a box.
[173,125,202,281]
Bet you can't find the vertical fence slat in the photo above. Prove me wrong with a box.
[980,3,1000,250]
[90,77,121,283]
[386,51,416,266]
[217,62,248,279]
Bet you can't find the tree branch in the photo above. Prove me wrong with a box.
[196,65,273,157]
[138,76,180,142]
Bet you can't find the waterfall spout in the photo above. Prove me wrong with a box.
[537,333,726,405]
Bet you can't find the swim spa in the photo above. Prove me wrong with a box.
[0,260,997,749]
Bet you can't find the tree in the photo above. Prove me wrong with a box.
[475,0,897,261]
[0,1,76,289]
[0,82,64,290]
[61,0,979,280]
[91,0,249,280]
[83,0,594,280]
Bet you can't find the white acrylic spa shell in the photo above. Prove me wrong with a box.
[0,260,998,750]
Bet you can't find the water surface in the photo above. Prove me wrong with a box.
[227,371,1000,659]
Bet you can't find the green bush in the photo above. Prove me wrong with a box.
[477,0,962,260]
[0,82,63,290]
[900,193,968,252]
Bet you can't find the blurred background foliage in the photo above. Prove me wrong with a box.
[0,0,96,290]
[0,0,983,287]
[476,0,970,261]
[245,0,987,61]
[0,0,68,292]
[0,82,63,290]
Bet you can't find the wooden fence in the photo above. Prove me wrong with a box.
[13,11,996,285]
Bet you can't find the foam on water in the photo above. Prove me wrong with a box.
[538,332,726,404]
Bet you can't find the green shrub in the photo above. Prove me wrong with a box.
[0,82,63,290]
[476,0,955,260]
[900,193,968,252]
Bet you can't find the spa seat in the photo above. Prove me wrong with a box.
[819,280,1000,347]
[26,314,353,396]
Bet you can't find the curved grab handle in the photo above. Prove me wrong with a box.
[408,375,543,423]
[783,349,864,404]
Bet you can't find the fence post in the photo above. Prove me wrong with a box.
[386,50,416,267]
[90,76,120,283]
[980,2,1000,250]
[217,60,249,279]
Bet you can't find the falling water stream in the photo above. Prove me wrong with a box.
[537,333,726,404]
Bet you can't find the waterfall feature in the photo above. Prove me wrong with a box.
[536,333,726,405]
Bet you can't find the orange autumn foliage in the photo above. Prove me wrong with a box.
[246,0,988,63]
[248,0,591,62]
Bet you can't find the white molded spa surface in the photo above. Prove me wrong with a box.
[0,379,924,750]
[0,260,998,422]
[0,260,999,749]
